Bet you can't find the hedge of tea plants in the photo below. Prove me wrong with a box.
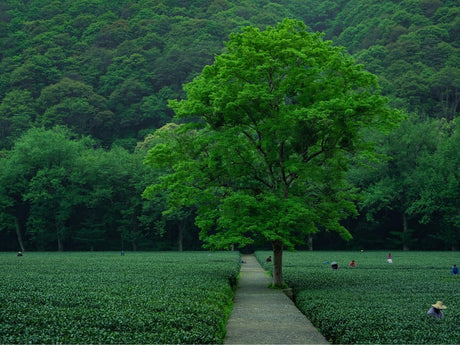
[256,251,460,344]
[0,251,240,344]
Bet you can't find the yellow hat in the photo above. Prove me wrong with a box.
[431,301,447,309]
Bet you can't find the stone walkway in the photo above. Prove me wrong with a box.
[224,254,329,344]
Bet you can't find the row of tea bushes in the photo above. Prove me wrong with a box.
[0,251,240,344]
[256,251,460,344]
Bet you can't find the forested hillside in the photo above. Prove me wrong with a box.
[0,0,458,251]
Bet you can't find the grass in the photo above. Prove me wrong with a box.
[255,250,460,344]
[3,250,458,344]
[0,251,240,344]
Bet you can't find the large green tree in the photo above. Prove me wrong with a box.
[145,19,403,286]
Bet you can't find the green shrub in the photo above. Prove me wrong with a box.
[0,251,240,344]
[256,250,459,344]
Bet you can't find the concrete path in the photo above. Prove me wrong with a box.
[224,254,329,344]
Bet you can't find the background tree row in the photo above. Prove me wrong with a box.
[0,0,458,251]
[1,0,458,150]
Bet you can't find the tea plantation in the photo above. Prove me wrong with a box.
[0,251,240,344]
[256,251,460,344]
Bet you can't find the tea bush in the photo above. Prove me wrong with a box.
[0,251,240,344]
[256,251,460,344]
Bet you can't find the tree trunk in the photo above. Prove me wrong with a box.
[307,234,313,251]
[272,240,283,287]
[14,218,25,252]
[131,240,137,251]
[402,213,409,251]
[56,225,63,252]
[178,220,184,252]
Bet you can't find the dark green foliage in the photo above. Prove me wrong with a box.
[0,127,184,251]
[1,0,457,149]
[329,0,459,119]
[347,116,460,251]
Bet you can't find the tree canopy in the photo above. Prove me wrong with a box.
[144,19,404,286]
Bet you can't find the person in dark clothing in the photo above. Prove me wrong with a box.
[427,301,446,319]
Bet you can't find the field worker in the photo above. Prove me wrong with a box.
[17,251,23,256]
[451,264,459,276]
[427,301,446,319]
[387,253,392,259]
[349,260,356,267]
[387,258,393,264]
[331,261,339,270]
[266,255,272,262]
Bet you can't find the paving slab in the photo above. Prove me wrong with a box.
[224,254,329,344]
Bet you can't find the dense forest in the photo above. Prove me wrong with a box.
[0,0,458,251]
